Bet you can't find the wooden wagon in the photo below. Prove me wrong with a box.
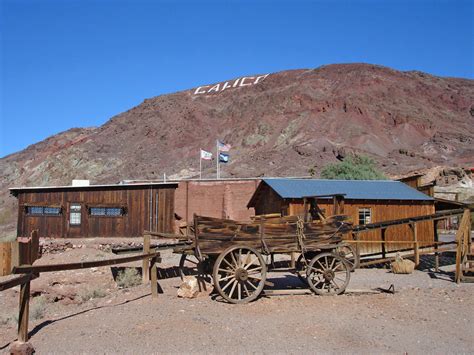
[174,210,357,304]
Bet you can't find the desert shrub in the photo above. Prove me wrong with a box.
[116,268,141,288]
[320,155,387,180]
[0,315,13,325]
[29,295,47,320]
[78,287,107,302]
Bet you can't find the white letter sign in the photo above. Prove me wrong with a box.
[192,74,269,96]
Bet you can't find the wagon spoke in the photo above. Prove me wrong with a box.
[243,258,257,269]
[223,258,236,271]
[218,268,234,274]
[243,251,252,266]
[221,278,236,292]
[316,260,326,271]
[313,279,324,287]
[238,249,242,267]
[331,279,340,290]
[229,279,238,298]
[230,252,239,269]
[329,257,336,269]
[237,282,242,300]
[248,275,262,281]
[243,282,250,296]
[308,265,324,274]
[218,274,235,282]
[246,266,263,274]
[246,280,258,290]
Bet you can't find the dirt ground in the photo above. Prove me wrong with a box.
[1,238,473,354]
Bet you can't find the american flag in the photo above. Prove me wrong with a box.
[217,140,231,152]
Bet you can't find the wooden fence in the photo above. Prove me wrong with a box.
[0,233,161,353]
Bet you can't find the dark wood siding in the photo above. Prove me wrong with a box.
[16,185,176,238]
[253,184,284,216]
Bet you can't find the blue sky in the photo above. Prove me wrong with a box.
[0,0,472,157]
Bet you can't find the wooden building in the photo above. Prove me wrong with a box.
[10,182,177,238]
[248,179,436,255]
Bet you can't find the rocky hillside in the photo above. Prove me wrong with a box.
[1,63,473,234]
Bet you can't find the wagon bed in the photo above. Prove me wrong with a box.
[189,214,352,255]
[175,213,356,303]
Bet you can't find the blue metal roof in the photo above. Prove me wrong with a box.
[262,179,433,201]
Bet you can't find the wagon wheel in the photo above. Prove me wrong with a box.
[306,252,350,296]
[295,252,317,285]
[212,246,267,304]
[335,244,359,271]
[179,253,211,281]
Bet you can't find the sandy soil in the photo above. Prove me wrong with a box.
[1,239,473,354]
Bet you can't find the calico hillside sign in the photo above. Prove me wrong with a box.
[193,74,269,95]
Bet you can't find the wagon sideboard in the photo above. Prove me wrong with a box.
[193,214,351,255]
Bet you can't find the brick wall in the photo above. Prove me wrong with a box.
[175,180,260,225]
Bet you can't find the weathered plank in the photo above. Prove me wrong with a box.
[12,251,161,274]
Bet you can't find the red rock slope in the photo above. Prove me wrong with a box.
[1,63,473,234]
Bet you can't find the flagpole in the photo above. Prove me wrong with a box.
[216,140,219,179]
[199,150,202,180]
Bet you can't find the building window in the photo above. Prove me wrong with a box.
[70,204,81,225]
[89,207,125,217]
[358,208,372,225]
[26,206,61,216]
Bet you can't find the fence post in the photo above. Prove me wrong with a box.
[150,256,158,298]
[18,280,30,342]
[409,223,419,267]
[352,232,360,261]
[142,234,151,284]
[434,220,439,272]
[381,228,386,259]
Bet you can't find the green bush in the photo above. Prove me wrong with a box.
[116,268,142,288]
[320,155,387,180]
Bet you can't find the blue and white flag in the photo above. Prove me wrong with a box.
[217,140,231,152]
[219,153,229,163]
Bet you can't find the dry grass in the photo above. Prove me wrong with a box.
[78,287,107,302]
[29,295,47,320]
[116,268,141,288]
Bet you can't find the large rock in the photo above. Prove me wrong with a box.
[177,276,213,298]
[10,341,35,355]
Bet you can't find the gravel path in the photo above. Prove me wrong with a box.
[1,244,473,354]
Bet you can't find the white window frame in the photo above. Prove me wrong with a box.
[358,207,372,225]
[70,204,82,226]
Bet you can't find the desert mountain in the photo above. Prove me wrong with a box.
[1,63,473,234]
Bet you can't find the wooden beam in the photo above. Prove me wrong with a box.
[12,251,161,274]
[0,273,38,292]
[381,228,386,259]
[352,208,469,233]
[150,256,158,298]
[18,280,30,342]
[434,220,439,272]
[142,234,151,284]
[409,222,419,267]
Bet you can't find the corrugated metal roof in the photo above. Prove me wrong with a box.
[262,178,433,201]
